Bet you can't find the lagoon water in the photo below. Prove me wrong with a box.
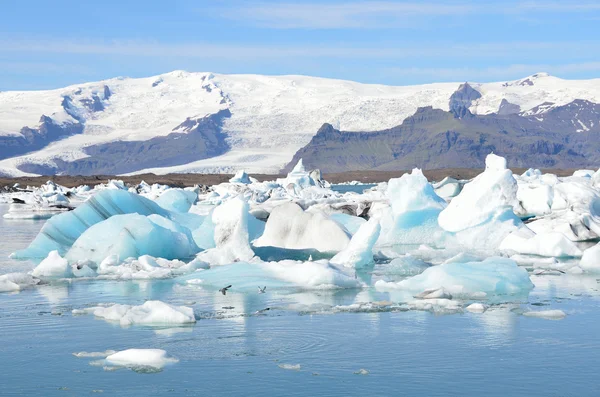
[2,203,600,396]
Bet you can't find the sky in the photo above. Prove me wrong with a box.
[1,0,600,90]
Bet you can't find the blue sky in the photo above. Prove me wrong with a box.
[2,0,600,90]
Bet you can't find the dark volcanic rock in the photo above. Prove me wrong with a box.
[449,83,482,113]
[285,100,600,173]
[498,99,521,115]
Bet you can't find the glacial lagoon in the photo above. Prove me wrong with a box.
[2,200,600,396]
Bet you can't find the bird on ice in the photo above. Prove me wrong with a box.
[258,286,267,294]
[219,285,232,295]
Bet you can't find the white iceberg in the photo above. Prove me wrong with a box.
[438,154,524,250]
[580,242,600,272]
[154,188,197,213]
[500,231,582,258]
[376,257,533,297]
[254,202,351,252]
[331,218,380,268]
[0,272,39,292]
[65,214,199,265]
[377,169,447,246]
[75,300,195,326]
[32,250,71,278]
[105,349,178,369]
[195,197,255,265]
[229,170,252,184]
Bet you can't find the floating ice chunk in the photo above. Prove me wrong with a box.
[388,169,447,216]
[500,231,583,258]
[32,250,71,278]
[183,259,361,290]
[330,219,380,269]
[438,154,523,250]
[73,350,117,358]
[96,255,200,279]
[0,272,39,292]
[376,257,533,297]
[105,349,178,369]
[78,301,195,326]
[354,369,369,375]
[229,170,252,184]
[254,202,350,252]
[65,214,198,265]
[12,190,172,259]
[154,189,197,213]
[405,298,462,314]
[278,363,301,370]
[466,303,488,313]
[580,242,600,272]
[195,197,255,265]
[377,169,447,246]
[277,159,315,190]
[523,310,566,320]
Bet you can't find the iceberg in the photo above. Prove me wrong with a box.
[377,169,447,246]
[580,242,600,272]
[75,301,195,326]
[105,349,178,369]
[32,250,71,278]
[96,255,205,279]
[254,202,351,252]
[523,310,566,320]
[278,159,315,189]
[194,197,255,265]
[0,273,39,292]
[182,259,361,290]
[330,219,380,268]
[500,231,583,258]
[154,188,197,213]
[229,170,252,184]
[438,154,524,250]
[12,190,172,260]
[376,257,533,297]
[65,214,199,265]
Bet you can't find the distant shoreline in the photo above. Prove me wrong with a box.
[0,168,585,188]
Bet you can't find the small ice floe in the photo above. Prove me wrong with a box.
[73,301,196,327]
[354,369,369,375]
[278,363,301,370]
[404,298,462,314]
[72,350,116,358]
[0,272,39,293]
[465,303,488,313]
[523,310,567,320]
[105,349,179,372]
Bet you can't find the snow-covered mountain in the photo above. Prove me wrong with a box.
[0,71,599,176]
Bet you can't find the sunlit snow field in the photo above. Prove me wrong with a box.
[2,187,600,396]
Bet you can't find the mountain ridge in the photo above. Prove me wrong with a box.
[0,71,599,176]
